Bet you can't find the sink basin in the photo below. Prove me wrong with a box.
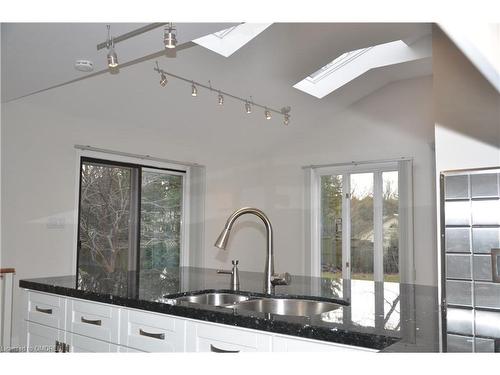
[232,298,342,317]
[171,292,251,306]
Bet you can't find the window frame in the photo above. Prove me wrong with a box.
[309,161,402,282]
[72,150,191,278]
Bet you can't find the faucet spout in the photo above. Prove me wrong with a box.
[214,207,275,294]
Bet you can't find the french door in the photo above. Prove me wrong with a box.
[314,162,402,283]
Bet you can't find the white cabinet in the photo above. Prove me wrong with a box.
[66,298,120,343]
[186,320,272,352]
[26,321,64,352]
[118,345,146,353]
[272,334,377,352]
[23,289,377,353]
[120,308,185,352]
[67,332,119,353]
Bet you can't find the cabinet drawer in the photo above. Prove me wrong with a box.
[67,332,119,353]
[120,308,185,352]
[27,291,66,330]
[186,321,272,352]
[66,298,120,343]
[272,335,377,352]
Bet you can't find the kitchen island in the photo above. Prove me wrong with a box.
[19,267,440,352]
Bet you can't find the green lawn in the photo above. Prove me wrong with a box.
[321,271,400,283]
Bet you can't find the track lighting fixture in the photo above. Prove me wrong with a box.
[106,25,119,69]
[154,62,291,126]
[283,113,290,125]
[245,100,252,114]
[163,23,177,49]
[160,73,168,87]
[281,107,291,126]
[107,47,118,69]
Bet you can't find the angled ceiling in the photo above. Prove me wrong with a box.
[1,23,432,110]
[1,23,236,102]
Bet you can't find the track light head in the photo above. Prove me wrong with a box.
[283,113,290,125]
[105,26,119,70]
[164,23,177,49]
[107,48,118,69]
[218,91,224,105]
[160,73,168,87]
[281,106,291,125]
[191,82,198,97]
[265,108,272,120]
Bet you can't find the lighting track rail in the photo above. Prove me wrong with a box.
[154,61,291,125]
[97,23,168,50]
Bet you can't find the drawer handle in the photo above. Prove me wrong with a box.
[81,316,102,326]
[139,328,165,340]
[35,306,53,314]
[210,344,240,353]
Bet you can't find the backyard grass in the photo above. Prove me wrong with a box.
[321,271,400,283]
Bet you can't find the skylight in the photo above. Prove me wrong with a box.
[193,23,272,57]
[294,37,431,98]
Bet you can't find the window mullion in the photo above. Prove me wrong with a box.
[127,167,140,274]
[374,171,384,283]
[342,173,351,280]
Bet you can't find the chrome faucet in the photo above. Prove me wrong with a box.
[214,207,290,294]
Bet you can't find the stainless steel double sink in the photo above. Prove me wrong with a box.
[167,292,342,317]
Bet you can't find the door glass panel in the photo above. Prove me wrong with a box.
[383,171,399,282]
[350,279,375,328]
[350,173,374,281]
[383,282,401,330]
[78,161,133,289]
[140,169,183,274]
[320,175,343,279]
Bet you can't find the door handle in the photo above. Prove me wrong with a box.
[81,316,102,326]
[35,306,53,314]
[210,344,240,353]
[139,328,165,340]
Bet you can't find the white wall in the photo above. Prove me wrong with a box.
[204,76,436,286]
[439,23,500,93]
[1,56,436,346]
[434,26,500,174]
[433,26,500,308]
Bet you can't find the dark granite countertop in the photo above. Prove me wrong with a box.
[19,267,441,352]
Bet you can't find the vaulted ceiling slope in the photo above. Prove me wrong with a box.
[1,23,432,106]
[1,23,237,102]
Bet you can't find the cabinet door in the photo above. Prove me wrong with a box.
[67,333,119,353]
[26,321,64,353]
[272,335,377,352]
[186,321,272,352]
[120,308,185,352]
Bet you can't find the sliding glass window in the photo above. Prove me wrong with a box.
[77,157,185,288]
